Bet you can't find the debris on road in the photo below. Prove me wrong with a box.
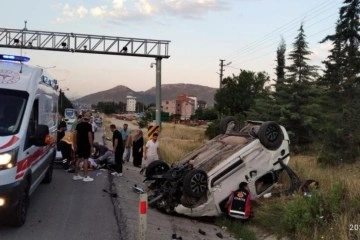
[198,229,206,235]
[216,232,223,239]
[132,184,145,194]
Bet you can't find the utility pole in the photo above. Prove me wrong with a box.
[219,59,225,89]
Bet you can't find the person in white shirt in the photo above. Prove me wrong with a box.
[144,132,160,166]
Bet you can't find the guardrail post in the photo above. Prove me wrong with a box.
[138,193,147,240]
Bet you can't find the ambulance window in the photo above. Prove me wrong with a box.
[24,100,39,149]
[0,89,28,136]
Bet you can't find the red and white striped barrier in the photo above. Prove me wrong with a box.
[138,193,147,240]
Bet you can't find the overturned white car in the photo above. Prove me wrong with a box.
[145,117,293,217]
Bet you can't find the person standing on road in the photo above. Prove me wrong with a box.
[110,124,124,177]
[73,112,94,182]
[120,123,131,162]
[144,132,160,167]
[57,113,67,150]
[71,114,82,132]
[132,130,144,168]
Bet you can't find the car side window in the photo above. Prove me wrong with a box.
[255,172,275,194]
[24,100,39,150]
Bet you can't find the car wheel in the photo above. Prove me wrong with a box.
[145,160,170,179]
[183,169,208,198]
[7,181,29,227]
[220,116,239,134]
[257,121,284,150]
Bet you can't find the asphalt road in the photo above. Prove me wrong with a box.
[0,128,121,240]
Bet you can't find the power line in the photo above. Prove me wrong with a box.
[226,0,341,62]
[233,25,334,67]
[230,12,337,64]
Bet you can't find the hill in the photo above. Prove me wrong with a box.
[74,83,217,107]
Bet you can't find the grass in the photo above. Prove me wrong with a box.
[103,118,360,240]
[249,155,360,240]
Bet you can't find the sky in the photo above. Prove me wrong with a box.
[0,0,343,99]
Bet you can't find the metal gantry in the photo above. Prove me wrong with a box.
[0,27,171,126]
[0,28,170,58]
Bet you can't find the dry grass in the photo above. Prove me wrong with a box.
[157,123,206,164]
[103,118,360,239]
[288,155,360,240]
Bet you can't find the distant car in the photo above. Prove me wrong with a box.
[145,117,292,217]
[94,117,102,127]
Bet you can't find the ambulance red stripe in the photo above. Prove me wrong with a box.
[0,135,19,150]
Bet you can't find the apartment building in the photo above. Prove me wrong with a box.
[126,95,136,112]
[162,94,197,120]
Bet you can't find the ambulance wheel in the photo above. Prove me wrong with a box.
[257,122,284,150]
[220,116,240,134]
[7,181,29,227]
[183,169,208,198]
[145,160,170,179]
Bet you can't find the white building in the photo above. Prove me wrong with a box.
[126,95,136,112]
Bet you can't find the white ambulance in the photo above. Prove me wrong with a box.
[0,54,58,227]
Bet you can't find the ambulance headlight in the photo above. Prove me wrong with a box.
[0,149,18,169]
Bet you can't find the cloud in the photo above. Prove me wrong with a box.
[77,6,88,18]
[162,0,227,18]
[91,6,108,17]
[55,0,229,24]
[137,0,157,15]
[55,4,88,23]
[63,4,75,17]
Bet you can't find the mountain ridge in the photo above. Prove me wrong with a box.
[75,83,217,107]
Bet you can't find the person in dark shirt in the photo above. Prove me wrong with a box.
[57,113,67,150]
[132,130,144,168]
[227,182,254,220]
[110,124,123,177]
[73,112,94,182]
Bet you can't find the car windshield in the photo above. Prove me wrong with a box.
[0,89,28,136]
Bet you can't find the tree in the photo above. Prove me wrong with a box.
[58,89,74,114]
[279,23,322,148]
[318,0,360,164]
[275,37,286,81]
[215,70,270,117]
[286,23,319,83]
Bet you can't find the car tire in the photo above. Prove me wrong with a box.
[257,121,284,150]
[183,169,208,198]
[7,181,29,227]
[220,116,240,134]
[145,160,170,179]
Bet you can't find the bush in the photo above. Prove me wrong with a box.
[254,181,348,239]
[205,120,220,139]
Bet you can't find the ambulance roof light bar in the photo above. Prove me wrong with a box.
[0,54,30,62]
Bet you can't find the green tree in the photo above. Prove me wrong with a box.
[215,70,270,117]
[275,37,286,81]
[58,89,74,114]
[280,23,321,148]
[286,24,319,83]
[318,0,360,164]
